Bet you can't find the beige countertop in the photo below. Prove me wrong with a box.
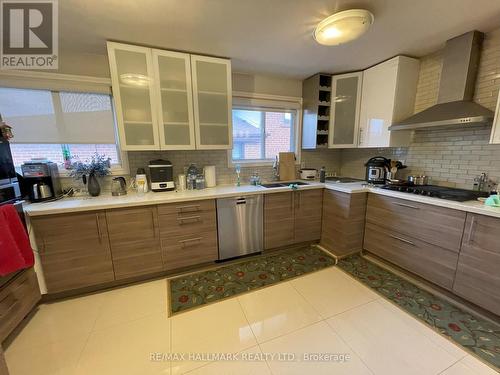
[24,180,500,219]
[24,182,325,216]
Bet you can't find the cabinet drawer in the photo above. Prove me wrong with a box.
[158,199,215,216]
[0,269,40,341]
[366,194,466,251]
[159,210,216,238]
[364,222,458,290]
[161,231,218,270]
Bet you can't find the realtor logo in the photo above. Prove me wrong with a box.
[0,0,58,69]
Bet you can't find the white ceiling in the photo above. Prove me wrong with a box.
[60,0,500,79]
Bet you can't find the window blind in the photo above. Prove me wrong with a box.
[0,87,117,144]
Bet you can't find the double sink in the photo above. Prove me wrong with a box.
[261,181,310,188]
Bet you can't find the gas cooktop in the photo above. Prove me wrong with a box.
[380,185,490,202]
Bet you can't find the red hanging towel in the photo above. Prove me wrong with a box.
[0,205,34,276]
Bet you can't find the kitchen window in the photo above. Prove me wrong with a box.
[230,95,301,166]
[0,87,126,173]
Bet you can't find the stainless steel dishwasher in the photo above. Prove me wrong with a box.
[216,195,263,260]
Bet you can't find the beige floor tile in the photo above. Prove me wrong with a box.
[377,298,469,359]
[290,267,379,318]
[74,312,171,375]
[259,320,372,375]
[93,279,168,331]
[5,337,87,375]
[237,282,321,343]
[440,355,500,375]
[8,291,107,350]
[186,346,272,375]
[170,298,257,375]
[327,300,459,375]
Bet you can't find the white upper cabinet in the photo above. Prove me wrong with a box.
[328,72,362,148]
[107,42,232,151]
[191,55,232,149]
[358,56,420,148]
[489,91,500,144]
[107,42,159,150]
[152,49,196,150]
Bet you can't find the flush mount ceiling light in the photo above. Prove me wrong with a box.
[120,73,150,86]
[314,9,374,46]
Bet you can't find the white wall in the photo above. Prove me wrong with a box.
[232,72,302,97]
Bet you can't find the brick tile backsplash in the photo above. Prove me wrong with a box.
[127,148,341,185]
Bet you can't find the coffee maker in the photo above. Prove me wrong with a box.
[21,161,63,202]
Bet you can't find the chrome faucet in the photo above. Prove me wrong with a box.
[474,172,495,192]
[272,156,279,181]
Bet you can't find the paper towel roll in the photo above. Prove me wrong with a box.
[204,165,216,187]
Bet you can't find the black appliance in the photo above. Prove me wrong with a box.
[380,185,490,202]
[149,159,174,192]
[365,156,390,184]
[0,135,21,204]
[21,161,62,202]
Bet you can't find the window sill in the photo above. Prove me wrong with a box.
[229,160,275,168]
[57,166,129,178]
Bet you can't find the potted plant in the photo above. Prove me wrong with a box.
[69,153,111,197]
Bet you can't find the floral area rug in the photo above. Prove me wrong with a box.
[168,246,335,315]
[338,254,500,371]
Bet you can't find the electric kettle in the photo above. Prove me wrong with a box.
[111,177,127,196]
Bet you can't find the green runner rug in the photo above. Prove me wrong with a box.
[168,246,335,315]
[338,254,500,371]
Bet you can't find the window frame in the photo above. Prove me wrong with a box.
[228,92,302,168]
[0,71,129,176]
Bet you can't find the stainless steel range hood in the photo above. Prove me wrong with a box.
[389,31,494,131]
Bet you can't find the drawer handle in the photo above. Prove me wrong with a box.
[177,204,201,213]
[178,237,202,247]
[393,202,420,210]
[177,215,201,224]
[389,234,416,246]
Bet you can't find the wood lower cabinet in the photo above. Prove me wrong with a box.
[365,194,466,252]
[453,213,500,315]
[294,189,323,243]
[106,206,163,280]
[0,269,40,342]
[0,346,8,375]
[264,192,295,249]
[158,199,218,270]
[320,190,367,257]
[364,222,459,290]
[31,211,115,293]
[264,189,323,249]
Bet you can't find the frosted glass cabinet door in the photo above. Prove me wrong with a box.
[329,72,362,148]
[107,42,159,150]
[152,50,195,150]
[191,55,232,149]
